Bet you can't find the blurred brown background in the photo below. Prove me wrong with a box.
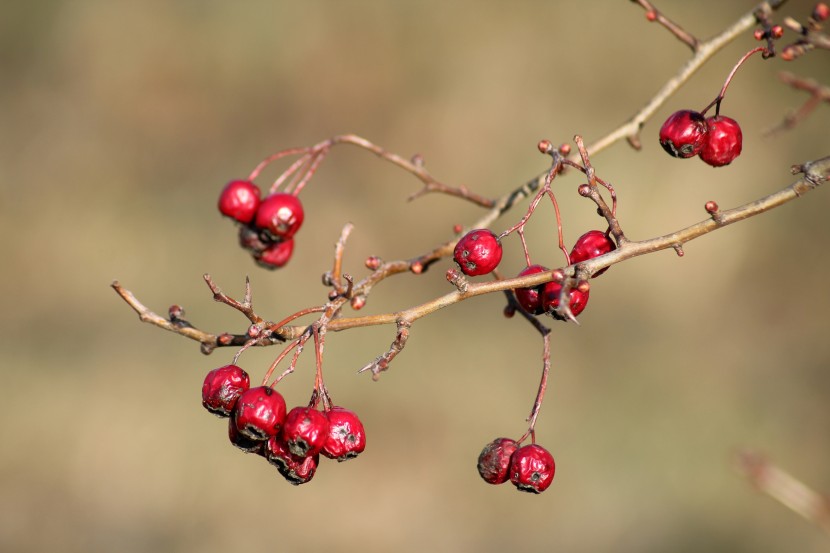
[2,1,829,552]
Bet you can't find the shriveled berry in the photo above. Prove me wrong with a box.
[453,229,503,276]
[477,437,519,485]
[282,406,330,457]
[659,110,707,158]
[570,230,615,277]
[238,225,269,254]
[254,238,294,269]
[509,444,555,493]
[264,435,319,485]
[228,417,263,454]
[254,193,305,240]
[233,386,287,441]
[218,180,261,224]
[202,364,250,417]
[542,281,589,319]
[699,115,742,167]
[515,265,548,315]
[322,406,366,461]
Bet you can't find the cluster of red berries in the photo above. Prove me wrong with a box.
[201,364,366,485]
[218,180,305,269]
[659,110,743,167]
[477,438,556,493]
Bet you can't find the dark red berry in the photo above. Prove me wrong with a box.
[570,230,615,277]
[218,180,261,224]
[699,115,742,167]
[542,281,589,319]
[228,417,263,454]
[515,265,548,315]
[322,406,366,462]
[477,437,519,485]
[254,193,305,240]
[233,386,287,441]
[453,229,503,276]
[282,406,330,457]
[509,444,555,493]
[254,239,294,269]
[264,435,319,485]
[659,110,708,158]
[202,364,250,417]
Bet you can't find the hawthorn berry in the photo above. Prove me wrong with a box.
[238,225,269,254]
[514,265,548,315]
[477,437,519,485]
[322,406,366,462]
[218,180,261,224]
[228,417,263,454]
[570,230,615,277]
[658,109,707,158]
[201,364,250,417]
[254,193,305,240]
[282,406,330,457]
[699,115,742,167]
[453,229,503,276]
[542,281,589,319]
[254,239,295,269]
[264,435,320,485]
[509,444,556,493]
[233,386,287,441]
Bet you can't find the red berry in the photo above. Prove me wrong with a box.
[218,180,261,224]
[202,364,250,417]
[228,417,263,454]
[699,115,742,167]
[453,229,503,276]
[570,230,615,277]
[515,265,548,315]
[233,386,287,441]
[264,435,319,485]
[814,2,829,22]
[509,444,555,493]
[477,437,519,485]
[254,238,294,269]
[658,110,708,158]
[254,193,305,240]
[542,281,589,319]
[282,406,330,457]
[322,406,367,461]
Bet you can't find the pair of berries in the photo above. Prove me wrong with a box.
[201,364,366,485]
[218,180,305,269]
[477,438,556,493]
[659,110,743,167]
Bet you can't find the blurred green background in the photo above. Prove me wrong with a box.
[2,1,830,551]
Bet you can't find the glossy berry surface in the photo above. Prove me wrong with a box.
[282,406,330,457]
[477,437,519,485]
[509,444,556,493]
[570,230,615,277]
[255,238,295,269]
[233,386,287,441]
[542,281,589,319]
[201,364,250,417]
[254,193,305,240]
[264,435,320,485]
[699,115,742,167]
[218,180,261,224]
[453,229,503,276]
[514,265,548,315]
[322,406,366,461]
[658,110,707,158]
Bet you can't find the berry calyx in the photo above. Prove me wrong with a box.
[514,265,548,315]
[202,364,250,417]
[218,180,261,224]
[322,406,366,461]
[509,444,556,493]
[282,406,330,457]
[570,230,616,277]
[228,417,263,454]
[658,110,708,158]
[453,229,503,276]
[542,281,589,319]
[254,239,295,269]
[254,193,305,240]
[477,437,519,485]
[233,386,287,441]
[264,435,320,485]
[699,115,742,167]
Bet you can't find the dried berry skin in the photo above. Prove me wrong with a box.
[453,229,503,276]
[254,193,305,240]
[570,230,616,277]
[322,406,366,461]
[477,437,519,484]
[218,180,261,224]
[282,406,330,457]
[254,239,295,269]
[542,281,589,319]
[264,435,319,485]
[659,110,708,158]
[699,115,743,167]
[228,416,263,454]
[202,364,250,417]
[509,444,556,493]
[515,265,548,315]
[233,386,287,441]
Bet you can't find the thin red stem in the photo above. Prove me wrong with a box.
[701,46,767,116]
[248,147,310,181]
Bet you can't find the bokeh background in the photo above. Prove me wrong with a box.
[2,1,829,551]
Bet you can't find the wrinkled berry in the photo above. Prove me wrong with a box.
[659,110,707,158]
[282,406,330,457]
[514,265,548,315]
[542,281,589,319]
[233,386,287,441]
[218,180,261,224]
[322,406,366,461]
[254,239,295,269]
[254,193,305,240]
[264,435,319,485]
[570,230,615,277]
[453,229,503,276]
[509,444,555,493]
[202,364,250,417]
[477,437,519,484]
[228,417,263,454]
[699,115,742,167]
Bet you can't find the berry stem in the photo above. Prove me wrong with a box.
[517,328,552,445]
[700,46,767,117]
[248,147,310,181]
